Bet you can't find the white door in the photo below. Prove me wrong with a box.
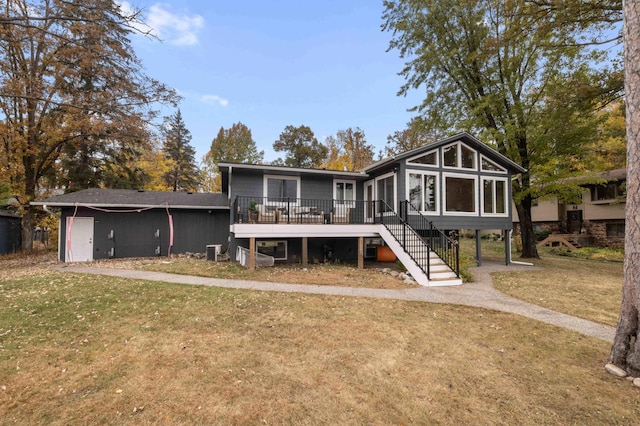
[65,217,94,262]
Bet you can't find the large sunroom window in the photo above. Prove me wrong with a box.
[408,172,438,213]
[444,175,477,214]
[443,142,477,169]
[482,178,507,215]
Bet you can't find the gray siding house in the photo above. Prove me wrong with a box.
[220,132,526,286]
[32,132,525,287]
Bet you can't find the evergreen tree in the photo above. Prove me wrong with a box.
[161,110,200,192]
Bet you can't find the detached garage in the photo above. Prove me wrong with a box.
[32,189,229,262]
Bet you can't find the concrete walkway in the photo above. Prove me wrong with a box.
[55,262,616,342]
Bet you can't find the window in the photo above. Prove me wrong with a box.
[444,175,477,214]
[408,172,438,213]
[264,175,299,202]
[481,156,507,173]
[442,142,477,169]
[376,174,395,213]
[334,180,355,205]
[407,150,438,166]
[257,240,287,260]
[606,223,625,238]
[591,182,625,202]
[482,178,507,215]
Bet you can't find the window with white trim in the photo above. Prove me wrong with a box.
[481,156,507,173]
[482,178,508,215]
[264,175,300,202]
[444,174,477,214]
[407,171,438,213]
[443,142,477,169]
[407,149,438,166]
[334,180,355,205]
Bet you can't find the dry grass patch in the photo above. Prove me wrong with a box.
[492,256,622,327]
[92,257,414,290]
[1,259,639,425]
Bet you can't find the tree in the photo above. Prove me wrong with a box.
[383,0,621,258]
[273,125,328,168]
[0,0,177,251]
[161,109,200,192]
[607,0,640,378]
[385,117,441,156]
[203,122,264,192]
[323,127,375,171]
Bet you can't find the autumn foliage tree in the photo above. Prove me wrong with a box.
[0,0,177,250]
[324,127,375,172]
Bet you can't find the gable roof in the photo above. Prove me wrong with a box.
[364,131,527,174]
[31,189,229,210]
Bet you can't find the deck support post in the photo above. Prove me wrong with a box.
[505,229,511,265]
[249,237,255,271]
[358,236,364,269]
[302,237,308,267]
[475,229,482,266]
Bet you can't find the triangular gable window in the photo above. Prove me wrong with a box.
[481,156,507,173]
[407,149,438,166]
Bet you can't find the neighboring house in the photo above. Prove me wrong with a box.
[32,132,526,287]
[221,132,526,286]
[31,189,229,262]
[0,210,21,255]
[513,168,626,248]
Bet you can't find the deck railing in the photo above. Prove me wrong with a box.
[232,195,459,278]
[233,196,373,224]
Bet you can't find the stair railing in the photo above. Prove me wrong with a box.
[402,201,459,278]
[375,201,459,279]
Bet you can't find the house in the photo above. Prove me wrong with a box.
[32,132,525,287]
[513,168,626,248]
[0,210,21,255]
[31,189,229,262]
[221,132,526,286]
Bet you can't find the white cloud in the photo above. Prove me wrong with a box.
[117,1,204,46]
[147,4,204,46]
[201,95,229,107]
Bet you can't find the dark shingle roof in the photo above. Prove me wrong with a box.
[31,189,229,210]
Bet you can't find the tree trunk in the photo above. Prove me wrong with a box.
[515,197,539,259]
[608,0,640,377]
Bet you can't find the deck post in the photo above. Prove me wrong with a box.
[302,237,308,267]
[358,236,364,269]
[249,237,255,271]
[475,229,482,266]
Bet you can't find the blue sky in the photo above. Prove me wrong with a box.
[122,0,423,163]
